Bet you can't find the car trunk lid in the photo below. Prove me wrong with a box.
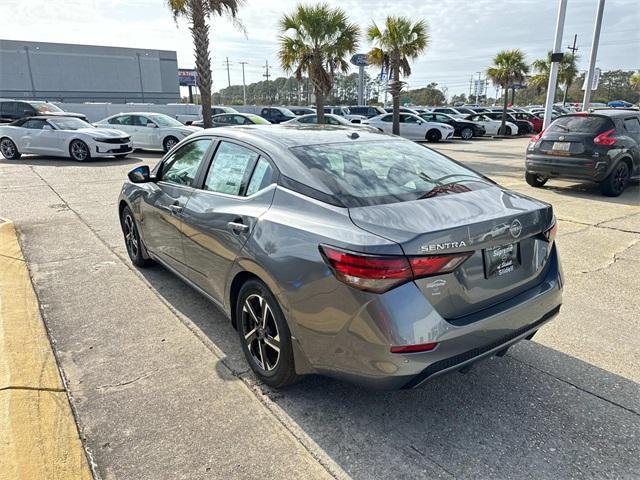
[348,186,554,319]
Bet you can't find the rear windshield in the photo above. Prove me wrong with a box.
[548,115,613,134]
[289,140,493,207]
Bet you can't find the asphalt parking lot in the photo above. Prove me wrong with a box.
[1,137,639,479]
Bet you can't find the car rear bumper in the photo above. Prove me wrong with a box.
[304,246,563,390]
[526,152,610,181]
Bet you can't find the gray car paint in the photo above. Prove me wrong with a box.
[119,125,563,389]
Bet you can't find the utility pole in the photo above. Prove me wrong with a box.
[562,34,578,105]
[583,0,606,111]
[469,77,473,101]
[223,57,232,88]
[263,60,271,105]
[543,0,568,130]
[476,72,482,104]
[239,61,248,105]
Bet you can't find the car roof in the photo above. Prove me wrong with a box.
[15,115,79,120]
[191,124,385,148]
[589,108,640,117]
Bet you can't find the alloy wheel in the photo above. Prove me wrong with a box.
[123,214,139,259]
[613,164,629,194]
[164,137,177,151]
[1,139,16,157]
[71,141,88,161]
[241,294,281,371]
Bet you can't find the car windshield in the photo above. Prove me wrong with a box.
[548,115,613,133]
[290,140,492,207]
[148,114,184,127]
[29,102,64,113]
[48,118,93,130]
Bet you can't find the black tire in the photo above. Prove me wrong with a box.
[115,154,128,159]
[426,129,442,142]
[525,171,548,188]
[69,139,91,161]
[163,136,179,153]
[460,127,473,140]
[120,206,150,267]
[600,161,630,197]
[237,279,299,388]
[504,126,512,136]
[0,137,21,160]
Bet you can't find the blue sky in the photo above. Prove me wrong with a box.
[1,0,637,95]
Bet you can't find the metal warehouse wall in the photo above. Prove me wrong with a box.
[0,40,180,103]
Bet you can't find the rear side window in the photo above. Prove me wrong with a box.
[246,158,275,196]
[289,140,492,207]
[623,117,640,134]
[204,141,259,195]
[1,102,17,115]
[548,115,613,134]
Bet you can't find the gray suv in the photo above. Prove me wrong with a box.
[119,126,563,389]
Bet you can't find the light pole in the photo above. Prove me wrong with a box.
[239,61,248,105]
[543,0,568,130]
[583,0,606,111]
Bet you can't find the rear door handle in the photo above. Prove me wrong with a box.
[227,221,249,233]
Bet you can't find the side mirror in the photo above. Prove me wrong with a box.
[128,165,152,183]
[146,122,157,128]
[42,125,53,130]
[417,121,423,125]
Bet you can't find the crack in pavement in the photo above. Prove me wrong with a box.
[0,385,65,393]
[558,216,640,235]
[579,239,640,274]
[506,354,640,417]
[96,371,156,392]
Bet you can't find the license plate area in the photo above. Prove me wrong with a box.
[552,141,571,151]
[484,243,520,278]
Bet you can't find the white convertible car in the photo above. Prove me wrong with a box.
[94,112,201,152]
[366,112,455,142]
[0,116,132,161]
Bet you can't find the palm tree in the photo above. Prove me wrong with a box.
[630,71,640,92]
[278,3,359,124]
[167,0,244,128]
[367,17,429,135]
[486,49,529,135]
[529,51,579,104]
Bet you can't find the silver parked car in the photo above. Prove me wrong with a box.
[118,125,563,389]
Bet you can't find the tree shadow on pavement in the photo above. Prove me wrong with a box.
[137,263,640,480]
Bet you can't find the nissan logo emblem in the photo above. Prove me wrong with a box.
[509,219,523,238]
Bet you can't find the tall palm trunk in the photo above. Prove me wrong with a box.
[189,0,213,128]
[500,86,509,135]
[390,52,401,135]
[312,58,325,125]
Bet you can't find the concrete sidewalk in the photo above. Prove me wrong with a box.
[0,219,92,480]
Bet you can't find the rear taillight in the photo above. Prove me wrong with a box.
[593,128,617,146]
[530,128,545,142]
[544,221,558,244]
[319,245,471,293]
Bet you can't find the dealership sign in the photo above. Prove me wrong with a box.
[178,69,197,86]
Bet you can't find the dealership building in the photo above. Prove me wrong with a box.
[0,39,180,103]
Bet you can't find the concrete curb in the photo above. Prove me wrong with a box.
[0,219,92,480]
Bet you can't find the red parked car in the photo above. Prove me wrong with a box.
[512,112,543,133]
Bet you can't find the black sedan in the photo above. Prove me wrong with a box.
[526,109,640,196]
[420,112,485,139]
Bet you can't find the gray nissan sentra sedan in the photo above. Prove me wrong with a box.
[118,125,563,390]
